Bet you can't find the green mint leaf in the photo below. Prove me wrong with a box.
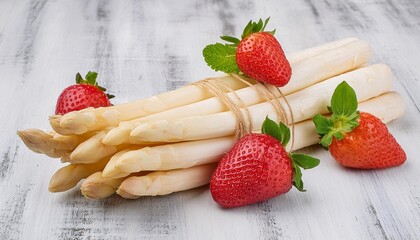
[331,81,358,116]
[261,116,290,146]
[202,43,240,73]
[220,36,240,45]
[292,163,305,192]
[85,71,98,85]
[291,153,320,169]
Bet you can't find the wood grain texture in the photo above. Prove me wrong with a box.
[0,0,419,239]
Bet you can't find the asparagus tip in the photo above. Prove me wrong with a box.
[130,123,152,138]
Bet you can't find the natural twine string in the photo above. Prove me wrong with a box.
[192,74,295,152]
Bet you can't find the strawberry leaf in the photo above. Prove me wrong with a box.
[220,36,240,45]
[292,163,305,192]
[312,81,360,148]
[278,122,290,146]
[313,114,332,135]
[254,19,263,32]
[291,154,319,192]
[261,116,290,146]
[241,20,253,39]
[202,43,240,73]
[320,132,334,147]
[241,17,274,39]
[73,71,115,100]
[331,81,358,116]
[327,106,333,113]
[291,153,320,169]
[85,71,98,85]
[75,73,84,84]
[261,17,270,31]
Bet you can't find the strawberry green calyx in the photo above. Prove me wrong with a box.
[261,116,290,146]
[240,17,275,39]
[313,81,360,148]
[261,117,320,192]
[75,71,115,99]
[202,17,274,74]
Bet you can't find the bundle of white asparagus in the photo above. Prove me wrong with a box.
[18,38,406,199]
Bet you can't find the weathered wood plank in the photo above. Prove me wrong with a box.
[0,0,419,239]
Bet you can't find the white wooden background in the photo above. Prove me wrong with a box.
[0,0,419,239]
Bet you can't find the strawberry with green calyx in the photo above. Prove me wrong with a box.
[203,17,292,87]
[210,117,319,208]
[313,81,406,169]
[55,71,114,115]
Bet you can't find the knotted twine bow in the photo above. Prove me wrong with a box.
[192,74,295,153]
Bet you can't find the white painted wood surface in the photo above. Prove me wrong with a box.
[0,0,419,239]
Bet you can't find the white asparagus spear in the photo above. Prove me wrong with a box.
[117,163,218,198]
[116,92,404,198]
[102,137,234,178]
[102,91,404,179]
[17,129,92,158]
[68,130,132,164]
[279,39,371,95]
[81,172,125,199]
[103,39,371,146]
[102,148,136,178]
[285,37,358,63]
[48,157,110,192]
[50,38,365,136]
[78,148,134,198]
[130,64,392,142]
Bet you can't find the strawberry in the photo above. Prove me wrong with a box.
[203,17,292,87]
[55,71,114,115]
[235,29,291,87]
[210,117,319,208]
[313,81,406,169]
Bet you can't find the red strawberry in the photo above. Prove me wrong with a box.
[329,112,406,168]
[210,117,319,208]
[313,81,406,169]
[55,71,114,115]
[202,17,292,87]
[236,31,291,87]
